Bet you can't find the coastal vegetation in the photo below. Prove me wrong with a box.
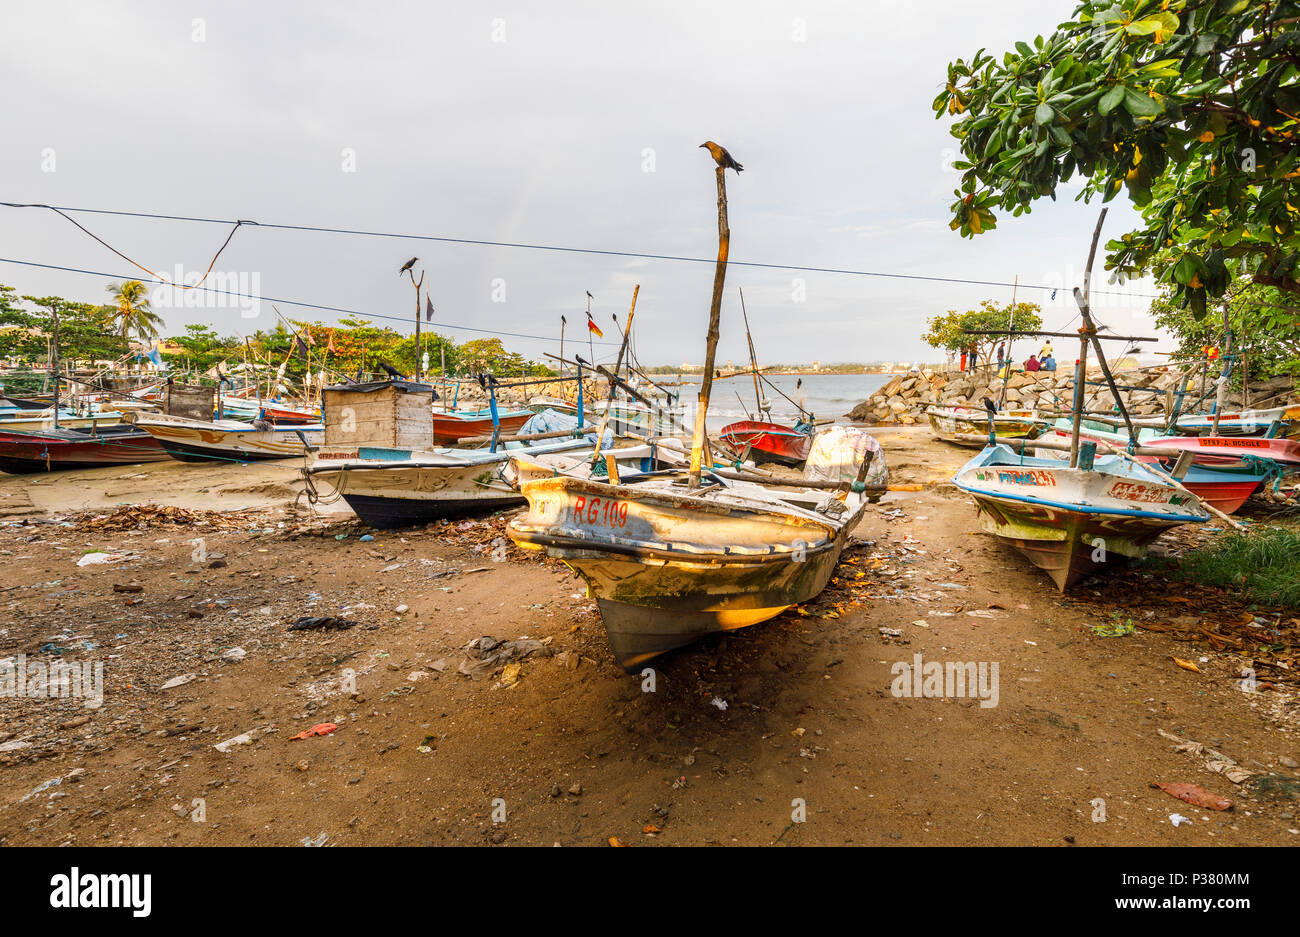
[936,0,1300,321]
[0,281,554,380]
[923,299,1043,362]
[1172,525,1300,609]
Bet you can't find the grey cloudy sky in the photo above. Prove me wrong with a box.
[1,0,1167,368]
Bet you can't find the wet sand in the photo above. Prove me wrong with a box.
[1,428,1297,846]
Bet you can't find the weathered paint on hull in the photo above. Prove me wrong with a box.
[140,422,320,462]
[338,492,521,528]
[927,411,1041,446]
[430,412,531,444]
[970,493,1181,591]
[310,463,522,528]
[0,431,166,473]
[509,475,861,668]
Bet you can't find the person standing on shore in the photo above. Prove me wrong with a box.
[995,342,1006,375]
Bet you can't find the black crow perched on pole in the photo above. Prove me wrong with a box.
[399,257,418,276]
[699,141,743,173]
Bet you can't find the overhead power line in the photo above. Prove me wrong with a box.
[0,256,623,351]
[1,199,1163,300]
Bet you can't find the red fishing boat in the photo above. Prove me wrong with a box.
[718,420,813,467]
[431,409,532,445]
[0,425,167,474]
[259,403,320,425]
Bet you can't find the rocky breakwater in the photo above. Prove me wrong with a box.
[848,367,1208,426]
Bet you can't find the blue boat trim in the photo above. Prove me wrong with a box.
[952,479,1210,523]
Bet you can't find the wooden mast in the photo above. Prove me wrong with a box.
[689,152,733,487]
[738,287,764,419]
[590,286,639,462]
[1068,209,1106,467]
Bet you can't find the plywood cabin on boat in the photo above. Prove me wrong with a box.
[322,381,437,450]
[163,383,216,421]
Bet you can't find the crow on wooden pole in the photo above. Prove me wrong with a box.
[689,141,741,487]
[402,260,425,382]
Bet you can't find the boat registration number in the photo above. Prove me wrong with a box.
[573,495,628,529]
[1108,481,1172,503]
[996,469,1057,487]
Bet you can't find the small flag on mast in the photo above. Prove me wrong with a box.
[586,312,603,338]
[426,296,434,322]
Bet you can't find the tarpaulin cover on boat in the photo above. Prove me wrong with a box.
[804,426,888,488]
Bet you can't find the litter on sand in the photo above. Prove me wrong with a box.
[289,723,339,740]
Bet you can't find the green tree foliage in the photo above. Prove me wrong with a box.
[7,294,129,368]
[924,299,1044,362]
[171,324,240,372]
[106,280,165,341]
[1150,274,1300,380]
[935,1,1300,320]
[0,282,553,381]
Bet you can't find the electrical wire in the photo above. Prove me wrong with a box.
[1,199,1161,300]
[1,201,249,289]
[0,256,623,348]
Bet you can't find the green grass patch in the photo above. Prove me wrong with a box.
[1175,525,1300,608]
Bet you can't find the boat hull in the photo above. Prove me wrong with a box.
[954,446,1209,591]
[0,428,166,473]
[927,407,1043,446]
[431,411,531,445]
[1144,434,1300,468]
[136,417,322,462]
[509,476,863,669]
[307,462,524,528]
[1032,426,1270,515]
[718,420,812,466]
[305,436,596,528]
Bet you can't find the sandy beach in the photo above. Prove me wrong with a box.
[2,426,1296,847]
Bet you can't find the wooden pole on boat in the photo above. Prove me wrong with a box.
[50,303,60,430]
[406,268,425,382]
[1068,211,1107,467]
[589,285,639,462]
[689,147,737,488]
[739,287,764,418]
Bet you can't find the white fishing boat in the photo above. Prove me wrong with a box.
[953,443,1210,591]
[926,405,1045,445]
[0,409,125,433]
[1131,406,1294,437]
[302,436,601,528]
[131,412,323,462]
[508,428,887,668]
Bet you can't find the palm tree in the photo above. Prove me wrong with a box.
[105,280,165,343]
